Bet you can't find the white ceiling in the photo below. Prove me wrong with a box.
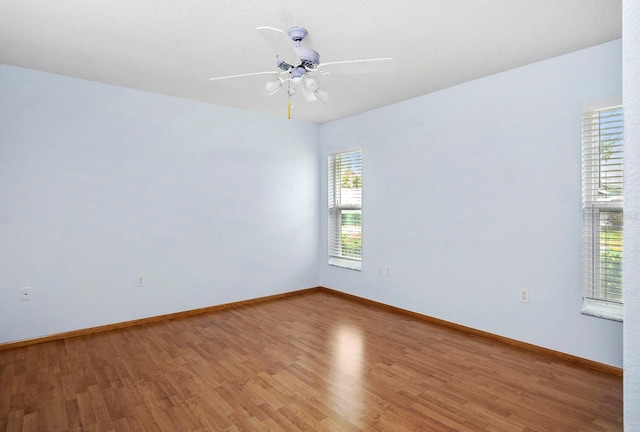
[0,1,621,124]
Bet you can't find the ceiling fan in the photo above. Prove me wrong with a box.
[209,26,396,118]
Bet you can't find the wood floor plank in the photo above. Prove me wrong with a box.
[0,291,623,431]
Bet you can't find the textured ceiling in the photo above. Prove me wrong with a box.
[0,0,622,124]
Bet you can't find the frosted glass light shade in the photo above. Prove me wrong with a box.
[302,75,319,92]
[264,78,283,95]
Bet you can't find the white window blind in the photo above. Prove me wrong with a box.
[582,106,624,321]
[329,150,362,270]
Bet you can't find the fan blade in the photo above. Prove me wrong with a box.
[257,27,301,66]
[317,58,396,75]
[209,71,280,81]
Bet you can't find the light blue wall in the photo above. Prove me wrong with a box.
[623,0,640,427]
[319,40,623,367]
[0,65,320,343]
[0,40,626,369]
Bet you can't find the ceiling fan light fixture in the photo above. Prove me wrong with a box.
[302,75,320,92]
[263,77,283,95]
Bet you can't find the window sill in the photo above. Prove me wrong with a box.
[581,298,623,322]
[329,257,361,271]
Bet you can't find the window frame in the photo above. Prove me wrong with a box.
[328,149,362,271]
[581,104,624,322]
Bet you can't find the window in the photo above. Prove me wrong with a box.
[582,105,624,321]
[329,150,362,270]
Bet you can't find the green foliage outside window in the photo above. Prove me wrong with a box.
[341,170,362,188]
[340,211,361,259]
[600,211,623,303]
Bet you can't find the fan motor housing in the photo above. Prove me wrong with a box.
[278,46,320,72]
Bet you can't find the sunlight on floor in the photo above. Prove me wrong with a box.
[329,324,364,422]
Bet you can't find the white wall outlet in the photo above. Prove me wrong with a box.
[20,287,32,301]
[520,289,529,303]
[386,266,391,277]
[137,275,145,287]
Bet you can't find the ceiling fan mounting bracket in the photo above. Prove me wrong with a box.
[287,27,308,42]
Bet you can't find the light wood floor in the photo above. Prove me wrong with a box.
[0,291,622,431]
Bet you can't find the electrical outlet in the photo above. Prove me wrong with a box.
[520,289,529,303]
[137,275,145,287]
[20,287,32,301]
[386,266,391,277]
